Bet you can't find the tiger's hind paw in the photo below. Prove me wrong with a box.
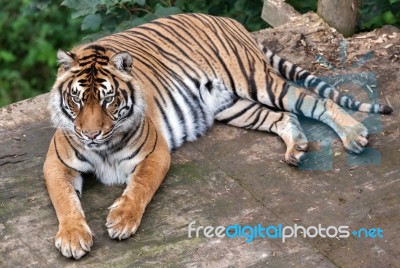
[284,141,309,166]
[341,123,369,154]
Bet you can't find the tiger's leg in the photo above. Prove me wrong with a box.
[215,98,309,166]
[106,120,170,240]
[234,71,369,153]
[275,85,369,153]
[44,133,93,260]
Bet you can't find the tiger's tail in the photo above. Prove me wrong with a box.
[260,45,393,115]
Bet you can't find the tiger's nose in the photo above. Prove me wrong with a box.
[82,130,101,140]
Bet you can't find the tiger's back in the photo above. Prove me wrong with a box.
[97,13,271,149]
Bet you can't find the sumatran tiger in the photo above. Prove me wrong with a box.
[43,13,393,259]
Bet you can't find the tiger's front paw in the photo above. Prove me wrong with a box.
[55,219,93,260]
[106,195,144,240]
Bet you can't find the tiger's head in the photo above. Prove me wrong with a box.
[49,44,144,149]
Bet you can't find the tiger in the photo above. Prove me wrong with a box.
[43,13,393,259]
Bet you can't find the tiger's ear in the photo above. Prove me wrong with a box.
[111,52,132,73]
[57,50,76,71]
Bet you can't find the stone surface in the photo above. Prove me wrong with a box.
[1,13,400,267]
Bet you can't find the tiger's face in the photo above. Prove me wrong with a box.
[49,45,144,149]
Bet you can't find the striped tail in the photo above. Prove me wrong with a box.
[261,45,393,115]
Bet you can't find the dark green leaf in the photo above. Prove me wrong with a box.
[61,0,99,10]
[63,0,100,18]
[82,13,102,31]
[72,9,96,19]
[127,0,146,6]
[154,6,182,18]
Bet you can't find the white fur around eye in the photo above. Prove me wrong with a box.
[99,80,113,98]
[119,109,127,117]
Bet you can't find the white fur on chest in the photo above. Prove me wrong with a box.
[83,149,141,185]
[94,158,131,185]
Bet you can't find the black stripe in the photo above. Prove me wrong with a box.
[265,68,277,108]
[155,98,176,149]
[318,102,327,120]
[309,78,320,88]
[254,110,270,129]
[110,118,144,153]
[61,92,74,122]
[218,102,258,124]
[247,51,258,101]
[120,118,151,163]
[244,103,261,121]
[289,64,297,81]
[318,83,330,97]
[97,67,112,76]
[215,97,239,115]
[164,87,188,141]
[369,103,374,113]
[311,99,318,118]
[269,113,284,132]
[243,108,263,129]
[84,44,106,52]
[144,129,158,159]
[63,132,91,164]
[354,101,361,110]
[295,92,306,116]
[298,71,311,87]
[278,83,289,110]
[345,97,351,108]
[53,137,82,173]
[278,58,285,77]
[58,81,65,95]
[129,129,159,174]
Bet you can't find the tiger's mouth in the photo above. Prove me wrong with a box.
[81,139,110,150]
[74,132,113,147]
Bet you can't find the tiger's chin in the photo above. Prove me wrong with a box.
[87,142,102,148]
[77,136,111,150]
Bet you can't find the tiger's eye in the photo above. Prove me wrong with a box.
[72,95,80,103]
[104,96,114,103]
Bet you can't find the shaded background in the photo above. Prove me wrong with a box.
[0,0,399,107]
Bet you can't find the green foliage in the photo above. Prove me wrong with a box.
[60,0,268,42]
[358,0,400,30]
[175,0,268,31]
[0,0,82,107]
